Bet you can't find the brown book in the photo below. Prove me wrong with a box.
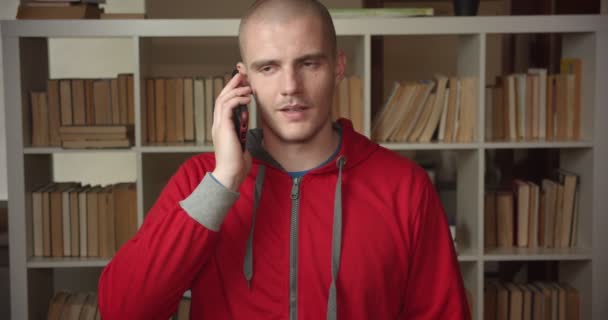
[17,3,102,19]
[30,92,50,147]
[561,283,580,320]
[514,179,530,248]
[541,179,558,248]
[85,79,96,125]
[496,192,514,248]
[556,170,578,248]
[456,76,477,143]
[42,184,54,256]
[398,80,433,142]
[69,186,80,256]
[61,132,128,141]
[146,79,156,143]
[183,78,195,141]
[554,75,568,140]
[484,281,498,320]
[47,80,62,146]
[114,183,137,250]
[519,284,532,320]
[412,93,436,142]
[443,77,459,142]
[71,79,86,125]
[59,125,130,135]
[538,192,546,248]
[50,183,78,257]
[546,75,556,140]
[155,78,167,143]
[32,183,54,257]
[78,186,90,257]
[59,79,73,126]
[62,186,76,257]
[485,192,497,249]
[530,74,540,139]
[127,74,135,126]
[506,283,523,320]
[533,282,554,320]
[62,139,131,149]
[419,76,447,143]
[98,186,116,258]
[79,292,98,320]
[372,82,403,141]
[560,58,582,140]
[527,284,544,320]
[61,292,89,320]
[496,282,510,320]
[93,79,112,125]
[193,78,206,144]
[175,78,185,142]
[204,78,215,144]
[165,79,178,143]
[554,184,565,248]
[527,182,540,248]
[110,79,120,125]
[46,291,70,320]
[87,187,100,257]
[117,74,129,125]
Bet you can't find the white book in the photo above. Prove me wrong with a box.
[529,68,547,140]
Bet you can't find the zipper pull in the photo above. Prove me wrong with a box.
[291,177,301,200]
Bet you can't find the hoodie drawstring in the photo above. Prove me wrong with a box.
[327,155,346,320]
[244,165,266,288]
[242,156,346,320]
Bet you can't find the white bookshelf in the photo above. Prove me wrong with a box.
[2,16,607,320]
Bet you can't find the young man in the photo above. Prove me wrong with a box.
[98,0,471,319]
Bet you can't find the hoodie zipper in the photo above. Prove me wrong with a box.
[289,177,301,320]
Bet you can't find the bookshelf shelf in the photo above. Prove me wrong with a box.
[380,142,479,150]
[482,141,594,149]
[23,147,136,154]
[3,16,607,320]
[483,247,592,261]
[27,257,110,269]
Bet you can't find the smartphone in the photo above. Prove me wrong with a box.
[232,69,249,151]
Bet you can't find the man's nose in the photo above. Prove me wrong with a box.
[280,67,300,96]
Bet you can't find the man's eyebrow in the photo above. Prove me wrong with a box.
[249,53,329,70]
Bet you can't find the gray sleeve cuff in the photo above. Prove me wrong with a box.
[179,172,239,231]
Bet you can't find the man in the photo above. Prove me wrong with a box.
[98,0,470,319]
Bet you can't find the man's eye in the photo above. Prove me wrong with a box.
[260,66,273,73]
[304,61,318,68]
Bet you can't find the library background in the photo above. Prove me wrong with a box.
[1,0,607,319]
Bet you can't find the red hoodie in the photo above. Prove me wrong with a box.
[98,119,470,319]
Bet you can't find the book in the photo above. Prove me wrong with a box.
[513,179,531,248]
[496,192,514,248]
[30,92,50,147]
[194,78,206,144]
[71,79,87,125]
[484,192,497,249]
[62,139,131,149]
[183,78,195,141]
[348,76,364,134]
[47,80,62,146]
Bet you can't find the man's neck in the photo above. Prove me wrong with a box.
[262,122,340,173]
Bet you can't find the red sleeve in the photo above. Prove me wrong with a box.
[401,170,471,319]
[98,159,218,320]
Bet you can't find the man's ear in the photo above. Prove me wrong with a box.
[335,49,347,84]
[236,62,250,86]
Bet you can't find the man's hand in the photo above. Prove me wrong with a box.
[211,71,253,192]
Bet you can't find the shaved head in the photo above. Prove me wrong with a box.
[238,0,337,64]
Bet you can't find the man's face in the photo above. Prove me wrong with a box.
[239,15,345,144]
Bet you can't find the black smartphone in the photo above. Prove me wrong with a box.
[231,69,249,151]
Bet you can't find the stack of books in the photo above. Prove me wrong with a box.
[47,291,100,320]
[372,75,478,143]
[331,75,364,134]
[485,170,579,250]
[59,125,133,149]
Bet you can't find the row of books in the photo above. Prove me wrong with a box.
[373,75,478,143]
[486,58,582,142]
[30,74,135,147]
[47,291,100,320]
[331,76,364,134]
[484,280,579,320]
[31,182,137,258]
[484,170,579,249]
[143,75,240,145]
